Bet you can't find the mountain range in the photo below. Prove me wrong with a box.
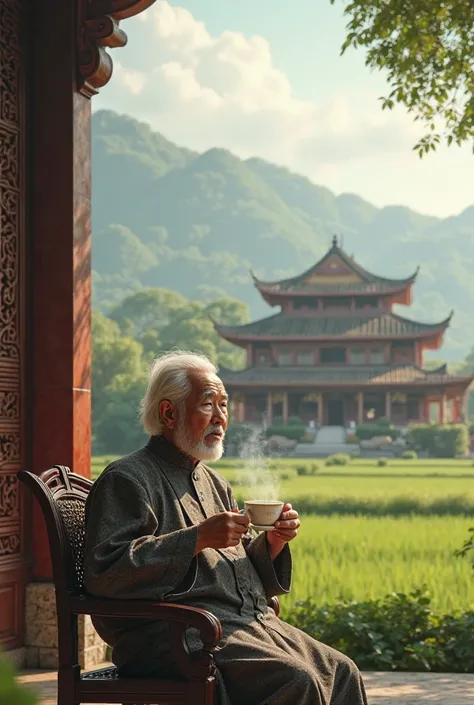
[92,109,474,361]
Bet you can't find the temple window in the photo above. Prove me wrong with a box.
[320,347,346,363]
[296,350,314,365]
[278,350,293,365]
[349,348,365,365]
[369,347,385,364]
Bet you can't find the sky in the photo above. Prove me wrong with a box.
[95,0,474,218]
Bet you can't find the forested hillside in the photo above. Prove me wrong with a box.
[92,109,474,359]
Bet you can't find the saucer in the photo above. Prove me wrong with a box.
[250,524,275,532]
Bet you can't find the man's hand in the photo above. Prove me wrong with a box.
[195,511,250,554]
[266,503,300,560]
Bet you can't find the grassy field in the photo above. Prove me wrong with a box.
[91,456,474,614]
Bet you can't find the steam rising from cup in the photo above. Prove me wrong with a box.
[236,425,280,500]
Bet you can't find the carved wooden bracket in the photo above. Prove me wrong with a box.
[77,0,156,98]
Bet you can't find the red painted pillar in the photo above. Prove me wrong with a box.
[30,0,91,580]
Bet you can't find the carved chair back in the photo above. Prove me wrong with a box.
[18,466,93,666]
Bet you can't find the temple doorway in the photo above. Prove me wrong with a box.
[327,398,344,426]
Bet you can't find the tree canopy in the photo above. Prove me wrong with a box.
[332,0,474,155]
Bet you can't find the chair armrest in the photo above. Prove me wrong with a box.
[69,594,222,649]
[69,594,222,679]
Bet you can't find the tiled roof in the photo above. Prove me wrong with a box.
[219,364,472,387]
[253,240,419,295]
[214,312,452,340]
[258,280,413,294]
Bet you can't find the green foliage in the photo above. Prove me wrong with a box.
[285,588,474,672]
[224,423,257,449]
[0,656,37,705]
[331,0,474,154]
[434,425,469,458]
[92,289,249,453]
[407,424,469,458]
[295,463,319,476]
[402,450,418,460]
[325,453,351,467]
[377,458,388,467]
[356,422,399,440]
[288,415,303,425]
[264,424,306,441]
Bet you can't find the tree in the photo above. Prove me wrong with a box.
[92,311,147,453]
[331,0,474,154]
[110,288,188,338]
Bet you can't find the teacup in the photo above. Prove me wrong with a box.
[243,500,284,527]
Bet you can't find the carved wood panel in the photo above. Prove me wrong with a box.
[0,0,28,651]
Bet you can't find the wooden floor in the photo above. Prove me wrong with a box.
[18,666,474,704]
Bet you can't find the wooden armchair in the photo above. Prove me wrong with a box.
[18,466,279,705]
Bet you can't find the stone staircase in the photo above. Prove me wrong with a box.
[293,425,358,457]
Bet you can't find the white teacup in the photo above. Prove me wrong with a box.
[243,500,284,527]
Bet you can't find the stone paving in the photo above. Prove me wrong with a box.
[18,666,474,704]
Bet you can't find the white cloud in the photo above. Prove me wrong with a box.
[106,2,417,158]
[98,1,473,216]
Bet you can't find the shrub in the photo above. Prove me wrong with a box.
[356,423,399,441]
[296,465,309,476]
[272,416,284,426]
[377,416,391,428]
[407,423,437,455]
[325,453,351,467]
[284,587,474,673]
[225,423,257,447]
[280,472,291,481]
[407,423,469,458]
[433,425,469,458]
[377,457,388,467]
[401,450,418,460]
[265,424,306,441]
[288,415,302,425]
[296,463,319,476]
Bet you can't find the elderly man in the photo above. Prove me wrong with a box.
[84,351,368,705]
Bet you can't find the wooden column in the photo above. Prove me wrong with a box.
[385,391,392,420]
[462,391,470,423]
[282,392,289,423]
[357,392,364,425]
[267,393,273,425]
[30,0,92,580]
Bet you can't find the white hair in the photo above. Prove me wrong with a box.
[140,350,217,436]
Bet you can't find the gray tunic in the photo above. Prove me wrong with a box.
[84,436,367,705]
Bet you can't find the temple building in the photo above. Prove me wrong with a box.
[215,237,473,427]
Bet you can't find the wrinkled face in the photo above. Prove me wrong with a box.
[174,369,229,462]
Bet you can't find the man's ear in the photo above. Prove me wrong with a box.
[160,400,176,429]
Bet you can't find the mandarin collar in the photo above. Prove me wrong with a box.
[146,435,199,472]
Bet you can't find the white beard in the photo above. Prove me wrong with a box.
[175,420,224,462]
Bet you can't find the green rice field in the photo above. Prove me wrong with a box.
[91,456,474,614]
